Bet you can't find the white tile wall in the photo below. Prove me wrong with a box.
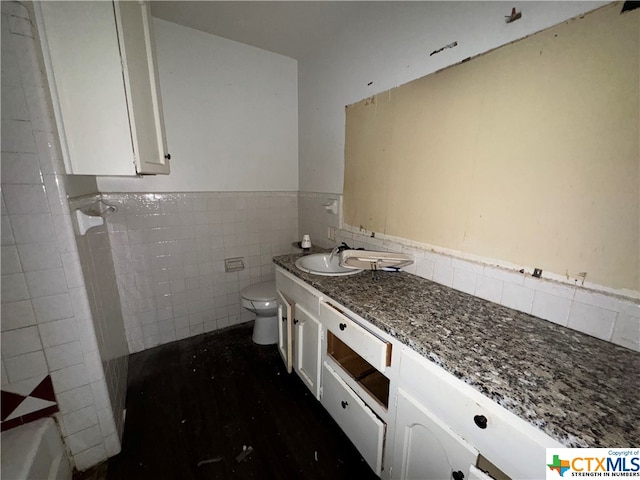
[73,443,107,471]
[3,351,49,383]
[56,385,94,415]
[611,313,640,351]
[70,195,129,442]
[103,191,299,352]
[1,299,36,331]
[567,302,617,342]
[1,326,42,358]
[1,1,122,470]
[328,214,640,352]
[501,282,534,314]
[432,262,454,287]
[298,192,340,249]
[531,291,572,326]
[65,424,104,456]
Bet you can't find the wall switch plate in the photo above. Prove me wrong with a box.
[327,227,336,241]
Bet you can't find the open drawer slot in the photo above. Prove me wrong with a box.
[328,331,390,409]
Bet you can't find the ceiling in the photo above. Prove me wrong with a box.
[150,1,370,61]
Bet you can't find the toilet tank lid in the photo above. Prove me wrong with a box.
[241,281,276,301]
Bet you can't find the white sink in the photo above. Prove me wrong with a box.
[295,253,363,276]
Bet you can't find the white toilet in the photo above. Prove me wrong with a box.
[240,281,278,345]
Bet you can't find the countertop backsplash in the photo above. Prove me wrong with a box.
[331,227,639,353]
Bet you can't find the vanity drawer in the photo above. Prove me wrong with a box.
[320,301,391,373]
[321,362,385,475]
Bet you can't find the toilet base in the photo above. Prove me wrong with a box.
[252,315,278,345]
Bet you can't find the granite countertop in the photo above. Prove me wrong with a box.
[273,254,640,448]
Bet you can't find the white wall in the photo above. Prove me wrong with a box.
[98,18,298,193]
[298,1,608,194]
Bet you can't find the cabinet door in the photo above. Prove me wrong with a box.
[393,388,477,480]
[294,305,321,399]
[35,1,135,175]
[277,290,292,374]
[114,0,170,174]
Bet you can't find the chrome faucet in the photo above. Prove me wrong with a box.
[329,242,352,262]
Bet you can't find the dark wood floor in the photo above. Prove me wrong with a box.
[100,323,379,480]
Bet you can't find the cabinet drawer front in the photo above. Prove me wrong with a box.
[320,301,390,372]
[321,362,385,475]
[399,347,562,479]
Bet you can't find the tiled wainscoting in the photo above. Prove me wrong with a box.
[102,191,299,353]
[298,192,639,352]
[73,202,129,443]
[1,2,125,470]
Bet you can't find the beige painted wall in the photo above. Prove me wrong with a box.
[344,3,639,292]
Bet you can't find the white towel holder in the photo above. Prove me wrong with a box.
[69,196,117,236]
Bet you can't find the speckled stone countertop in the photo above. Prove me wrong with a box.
[274,254,640,448]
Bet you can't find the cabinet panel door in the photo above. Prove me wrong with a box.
[277,290,292,374]
[35,1,135,175]
[294,305,321,399]
[393,388,477,480]
[114,0,170,174]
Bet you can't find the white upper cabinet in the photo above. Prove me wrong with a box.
[35,1,170,176]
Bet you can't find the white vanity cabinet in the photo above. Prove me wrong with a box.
[274,265,564,480]
[34,1,170,176]
[394,347,564,480]
[275,269,322,398]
